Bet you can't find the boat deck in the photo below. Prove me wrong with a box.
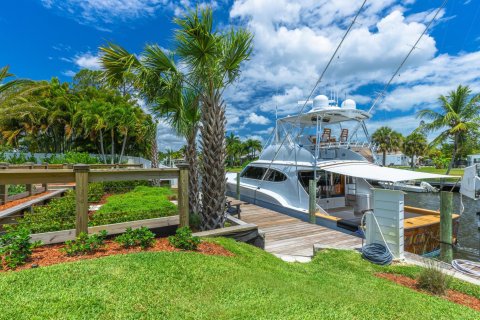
[235,199,362,259]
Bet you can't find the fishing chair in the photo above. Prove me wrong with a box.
[340,129,349,143]
[321,128,331,143]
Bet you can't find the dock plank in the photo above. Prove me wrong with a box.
[232,199,362,257]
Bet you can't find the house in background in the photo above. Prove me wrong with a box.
[467,154,480,166]
[376,152,412,166]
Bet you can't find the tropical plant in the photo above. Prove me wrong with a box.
[418,85,480,174]
[403,132,427,168]
[0,227,41,269]
[62,230,108,256]
[114,227,155,249]
[372,127,404,166]
[168,226,200,250]
[416,259,452,295]
[174,8,253,229]
[244,138,262,159]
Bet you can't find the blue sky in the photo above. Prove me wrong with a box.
[2,0,480,150]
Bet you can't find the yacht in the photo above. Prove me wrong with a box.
[226,94,459,254]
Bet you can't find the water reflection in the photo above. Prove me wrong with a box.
[405,192,480,261]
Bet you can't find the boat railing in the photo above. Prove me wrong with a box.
[299,141,377,150]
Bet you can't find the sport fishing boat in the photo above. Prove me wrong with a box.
[226,95,460,254]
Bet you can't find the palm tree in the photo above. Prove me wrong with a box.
[403,132,427,169]
[245,138,262,159]
[226,133,241,165]
[174,8,253,229]
[371,127,404,166]
[418,85,480,174]
[100,43,201,215]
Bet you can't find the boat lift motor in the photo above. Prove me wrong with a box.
[460,164,480,201]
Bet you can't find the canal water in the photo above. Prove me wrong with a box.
[405,192,480,261]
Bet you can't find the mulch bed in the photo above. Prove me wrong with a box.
[1,238,233,272]
[0,191,52,211]
[376,273,480,311]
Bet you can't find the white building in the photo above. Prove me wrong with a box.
[376,152,411,166]
[467,154,480,166]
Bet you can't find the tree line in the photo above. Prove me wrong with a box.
[372,85,480,173]
[0,67,156,163]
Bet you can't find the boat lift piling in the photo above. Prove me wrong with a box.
[440,191,453,262]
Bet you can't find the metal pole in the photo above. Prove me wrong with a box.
[440,191,453,262]
[309,180,316,224]
[236,172,241,200]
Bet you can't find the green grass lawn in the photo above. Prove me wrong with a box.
[394,166,464,177]
[0,238,478,319]
[226,166,245,173]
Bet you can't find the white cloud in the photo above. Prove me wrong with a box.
[41,0,222,29]
[74,52,101,70]
[62,70,76,77]
[246,112,270,125]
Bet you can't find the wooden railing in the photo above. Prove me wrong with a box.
[0,162,144,205]
[0,163,189,237]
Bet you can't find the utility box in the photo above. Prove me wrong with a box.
[366,188,404,260]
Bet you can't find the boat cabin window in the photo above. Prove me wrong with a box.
[298,170,345,198]
[241,166,266,180]
[265,169,287,182]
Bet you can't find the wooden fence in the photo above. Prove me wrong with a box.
[0,163,189,241]
[0,162,143,205]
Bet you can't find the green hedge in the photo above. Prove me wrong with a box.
[15,185,177,233]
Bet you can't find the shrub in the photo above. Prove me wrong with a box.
[88,183,104,202]
[62,231,108,256]
[42,152,100,165]
[102,180,151,194]
[0,227,41,269]
[91,186,177,226]
[115,227,155,249]
[17,191,77,233]
[168,227,200,251]
[8,184,27,196]
[416,260,452,295]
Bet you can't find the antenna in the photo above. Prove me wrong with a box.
[255,0,368,192]
[350,0,449,139]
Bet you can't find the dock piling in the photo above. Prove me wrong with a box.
[440,191,453,262]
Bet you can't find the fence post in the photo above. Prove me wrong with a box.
[26,162,34,196]
[236,172,241,200]
[176,162,189,228]
[309,180,316,224]
[440,191,453,262]
[0,162,9,205]
[42,162,49,191]
[74,164,90,236]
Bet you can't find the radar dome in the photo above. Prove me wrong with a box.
[312,95,329,110]
[341,99,356,109]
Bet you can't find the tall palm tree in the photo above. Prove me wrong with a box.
[226,132,241,166]
[245,138,262,158]
[403,132,427,169]
[371,126,404,166]
[418,85,480,174]
[100,43,201,215]
[174,8,253,229]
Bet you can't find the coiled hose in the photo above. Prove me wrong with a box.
[362,243,393,266]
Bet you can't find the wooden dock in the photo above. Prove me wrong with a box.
[236,200,362,260]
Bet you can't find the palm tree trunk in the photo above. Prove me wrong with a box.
[446,134,458,175]
[410,154,414,169]
[200,90,226,230]
[99,130,107,164]
[110,128,115,164]
[119,130,128,163]
[186,127,200,215]
[382,150,386,166]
